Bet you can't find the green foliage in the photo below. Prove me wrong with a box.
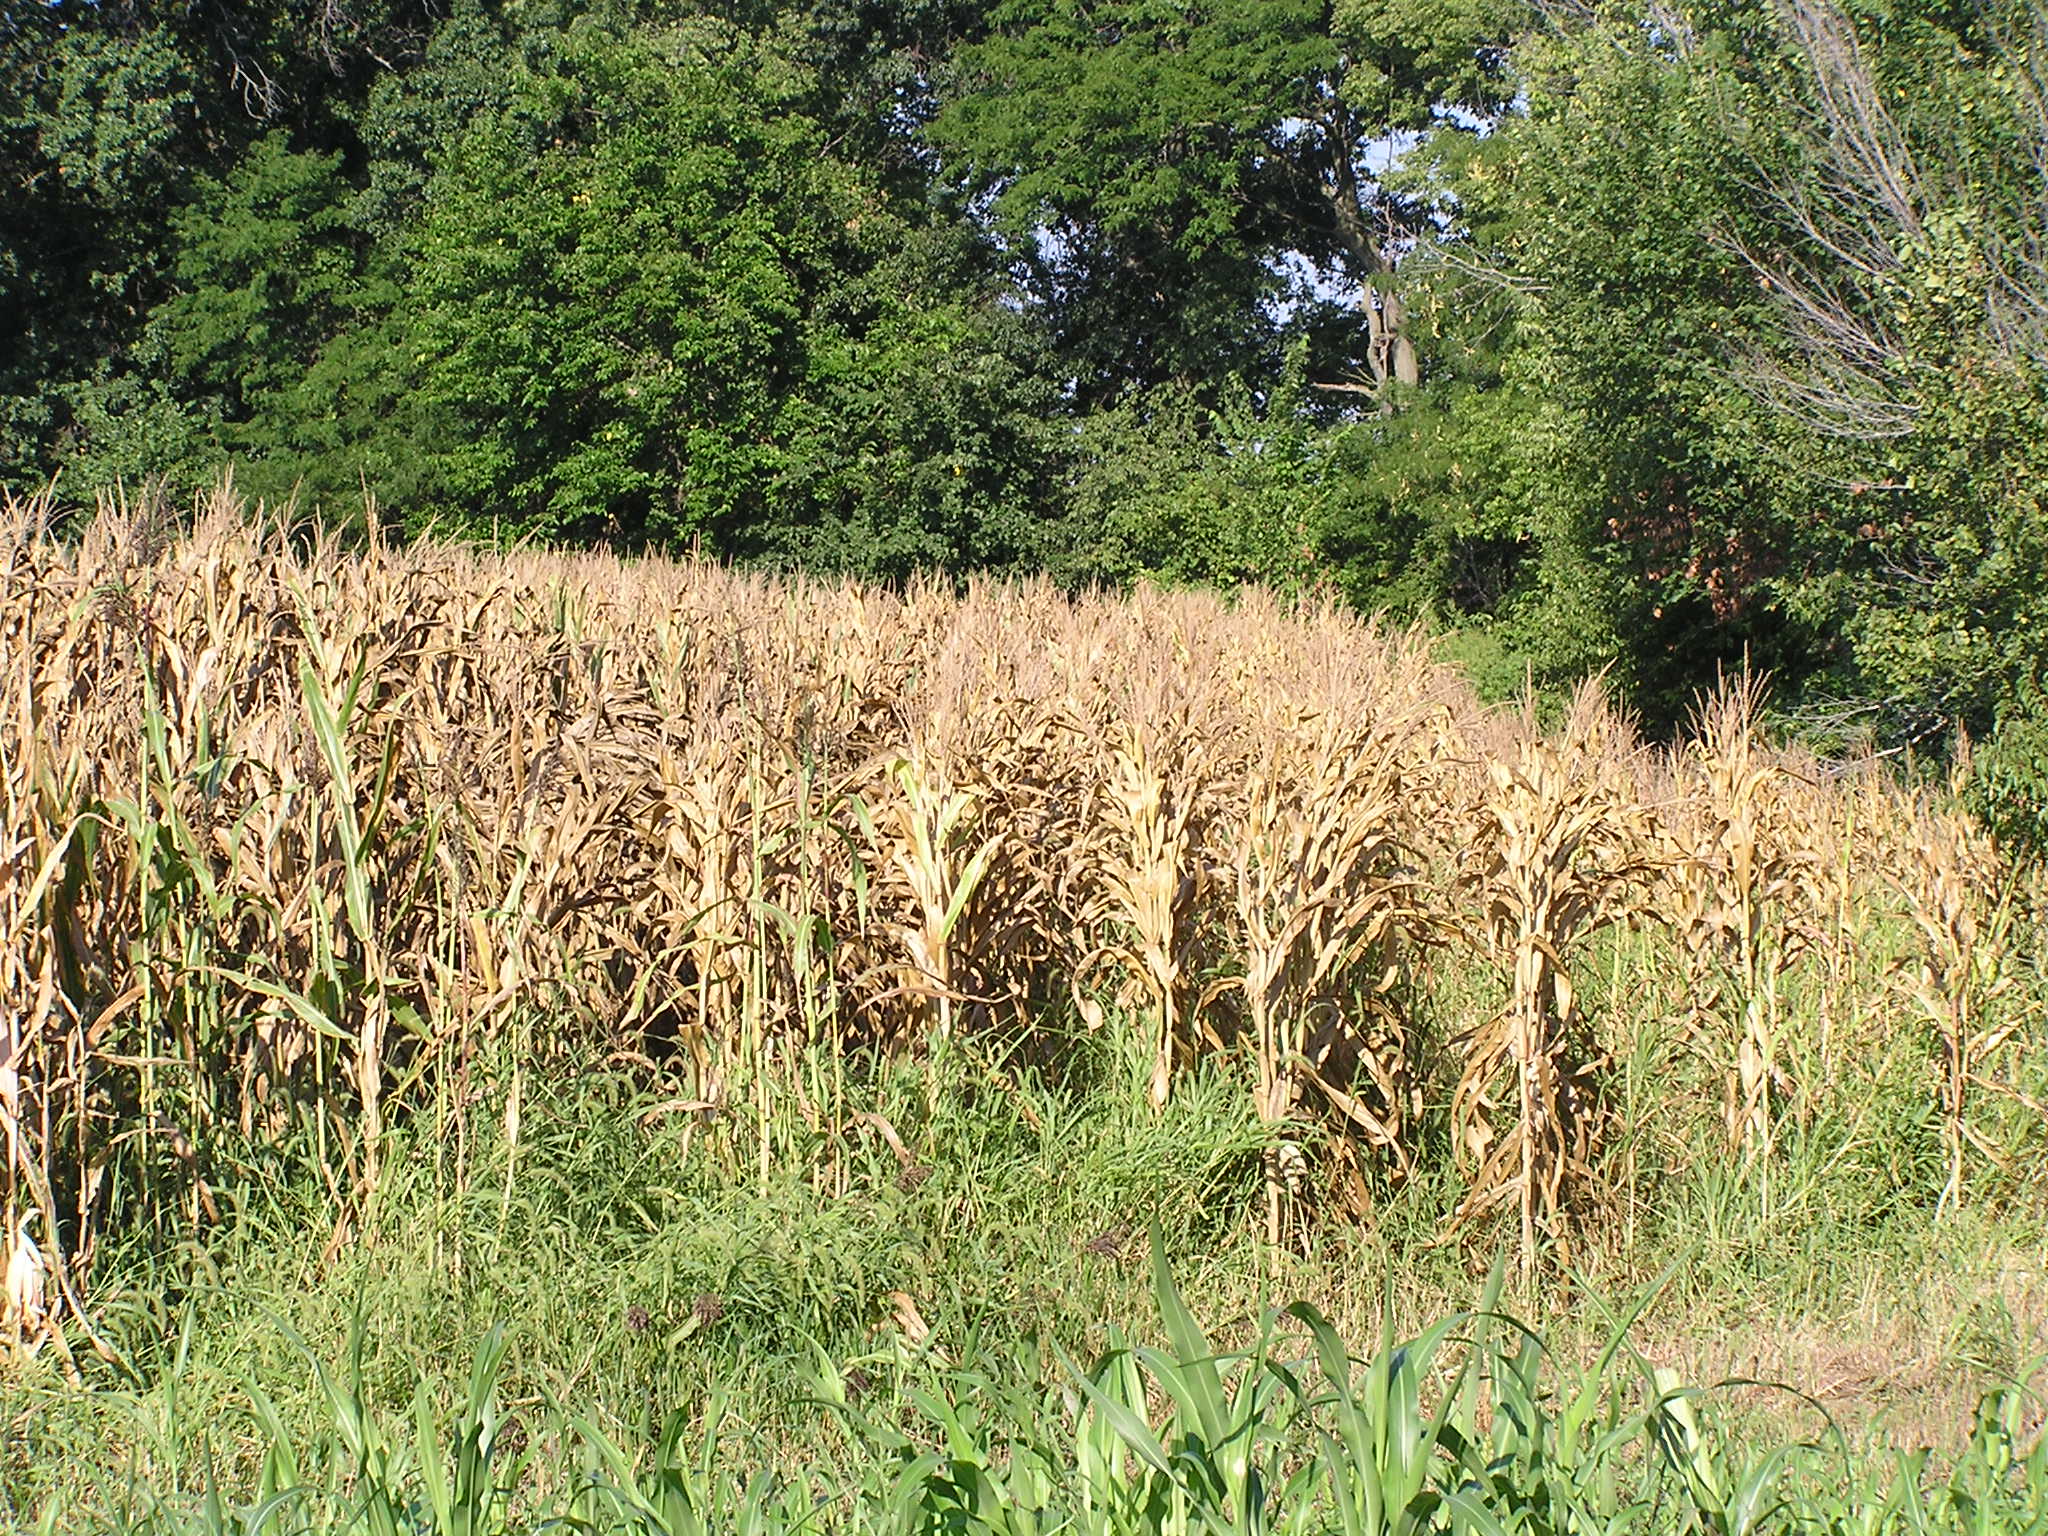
[1059,355,1352,595]
[398,18,834,545]
[1393,0,2048,735]
[10,5,1070,570]
[1967,682,2048,865]
[384,16,1054,564]
[0,0,442,493]
[754,242,1068,574]
[1371,7,1812,728]
[39,26,192,203]
[1732,0,2048,737]
[935,0,1331,262]
[44,1234,2048,1532]
[930,0,1513,400]
[71,131,392,505]
[0,18,191,488]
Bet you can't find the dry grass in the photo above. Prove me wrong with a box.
[0,484,2038,1348]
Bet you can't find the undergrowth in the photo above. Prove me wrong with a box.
[4,1018,2043,1532]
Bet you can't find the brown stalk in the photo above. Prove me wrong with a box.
[1448,685,1658,1280]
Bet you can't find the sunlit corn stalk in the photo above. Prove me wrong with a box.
[0,627,78,1344]
[1451,690,1656,1279]
[875,753,1000,1046]
[1677,679,1820,1158]
[1096,729,1208,1107]
[946,710,1081,1040]
[1896,810,2018,1216]
[773,747,856,1194]
[297,653,393,1195]
[12,478,2030,1293]
[1805,768,1864,1090]
[106,643,241,1231]
[660,741,755,1102]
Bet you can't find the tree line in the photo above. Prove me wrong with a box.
[5,0,2046,741]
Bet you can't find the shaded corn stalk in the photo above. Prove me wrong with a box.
[1220,715,1416,1250]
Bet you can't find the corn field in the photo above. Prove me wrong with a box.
[1,486,2038,1346]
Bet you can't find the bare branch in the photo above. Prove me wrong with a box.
[1717,0,2048,448]
[1405,236,1552,299]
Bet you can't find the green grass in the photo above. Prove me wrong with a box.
[21,1229,2048,1535]
[5,1001,2044,1534]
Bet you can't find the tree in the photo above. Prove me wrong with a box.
[1327,2,1810,723]
[385,13,1064,567]
[1722,0,2048,735]
[928,0,1516,408]
[1,16,193,487]
[1,0,439,491]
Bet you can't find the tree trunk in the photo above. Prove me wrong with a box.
[1318,98,1418,408]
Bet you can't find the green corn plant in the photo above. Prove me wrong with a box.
[53,1275,2048,1536]
[1467,1265,1705,1536]
[1286,1291,1486,1536]
[1914,1383,2048,1536]
[242,1314,514,1536]
[1064,1331,1159,1536]
[900,1363,1062,1536]
[412,1325,511,1536]
[298,1326,420,1536]
[297,653,398,1194]
[569,1396,816,1536]
[1056,1230,1302,1536]
[240,1379,311,1536]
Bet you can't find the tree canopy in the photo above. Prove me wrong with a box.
[5,0,2045,743]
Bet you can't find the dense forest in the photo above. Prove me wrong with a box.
[5,0,2046,744]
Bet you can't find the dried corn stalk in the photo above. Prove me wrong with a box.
[1896,809,2019,1215]
[869,753,1001,1043]
[1450,688,1657,1278]
[1222,714,1417,1249]
[0,480,2029,1290]
[1094,728,1211,1106]
[1667,678,1824,1155]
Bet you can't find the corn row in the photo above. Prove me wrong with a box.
[0,488,2028,1320]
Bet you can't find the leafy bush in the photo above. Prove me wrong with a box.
[1967,682,2048,864]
